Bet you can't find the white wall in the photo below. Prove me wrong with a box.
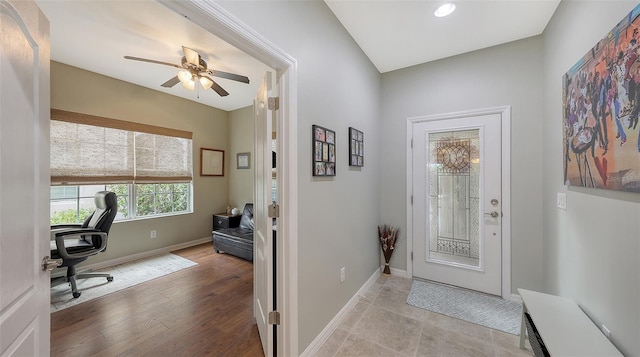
[542,2,640,355]
[380,37,545,293]
[216,1,382,351]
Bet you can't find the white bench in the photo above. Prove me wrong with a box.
[518,289,622,356]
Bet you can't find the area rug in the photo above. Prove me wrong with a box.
[51,253,197,313]
[407,280,522,335]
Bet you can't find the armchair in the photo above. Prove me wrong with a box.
[51,191,117,298]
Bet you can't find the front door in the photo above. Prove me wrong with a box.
[410,108,508,296]
[0,0,51,355]
[254,72,275,356]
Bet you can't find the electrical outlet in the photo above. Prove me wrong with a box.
[557,193,567,210]
[150,230,157,239]
[602,325,611,340]
[340,267,345,284]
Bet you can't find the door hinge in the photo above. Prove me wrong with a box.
[411,139,413,148]
[410,195,413,204]
[411,252,413,261]
[268,311,281,325]
[268,97,280,110]
[268,203,280,218]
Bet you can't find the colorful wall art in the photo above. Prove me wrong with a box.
[563,4,640,193]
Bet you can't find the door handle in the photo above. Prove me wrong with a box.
[484,211,500,218]
[42,256,63,272]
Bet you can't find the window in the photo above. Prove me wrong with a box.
[50,110,193,224]
[50,183,191,224]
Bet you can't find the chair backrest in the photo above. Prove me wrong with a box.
[239,203,254,230]
[81,191,117,249]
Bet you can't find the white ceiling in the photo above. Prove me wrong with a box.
[36,0,273,112]
[36,0,560,111]
[325,0,561,73]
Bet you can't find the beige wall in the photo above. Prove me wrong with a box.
[228,105,254,210]
[51,61,231,265]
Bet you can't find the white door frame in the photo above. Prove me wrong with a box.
[406,106,511,299]
[157,1,298,355]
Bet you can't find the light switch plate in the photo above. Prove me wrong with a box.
[557,193,567,210]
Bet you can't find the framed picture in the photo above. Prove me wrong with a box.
[562,3,640,193]
[349,127,364,167]
[312,124,336,176]
[201,148,224,176]
[237,152,250,169]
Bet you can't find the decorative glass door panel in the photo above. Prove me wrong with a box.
[427,130,480,268]
[412,111,504,296]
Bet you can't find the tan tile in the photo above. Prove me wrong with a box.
[335,333,404,357]
[376,274,390,284]
[384,276,414,292]
[351,305,422,356]
[491,329,524,350]
[416,322,495,357]
[372,286,435,323]
[339,301,370,332]
[313,328,349,357]
[494,345,533,357]
[360,282,384,304]
[423,312,493,342]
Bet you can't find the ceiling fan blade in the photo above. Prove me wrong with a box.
[124,56,181,69]
[161,76,181,88]
[182,46,200,66]
[202,75,229,97]
[207,69,250,84]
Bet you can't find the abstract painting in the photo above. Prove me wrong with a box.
[563,4,640,193]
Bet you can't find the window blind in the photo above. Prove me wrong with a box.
[51,109,193,185]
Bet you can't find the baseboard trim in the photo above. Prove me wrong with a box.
[78,237,211,272]
[300,268,381,357]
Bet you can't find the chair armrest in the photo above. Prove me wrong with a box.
[51,224,83,229]
[53,228,108,259]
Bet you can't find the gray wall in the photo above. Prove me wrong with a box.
[51,61,231,265]
[542,2,640,355]
[380,37,545,293]
[217,1,382,351]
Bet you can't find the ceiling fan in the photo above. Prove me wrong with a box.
[124,46,250,97]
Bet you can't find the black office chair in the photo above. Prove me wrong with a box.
[51,191,117,298]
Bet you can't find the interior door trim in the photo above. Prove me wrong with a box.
[406,105,511,299]
[157,1,299,354]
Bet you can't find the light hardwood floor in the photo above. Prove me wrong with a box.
[50,243,264,356]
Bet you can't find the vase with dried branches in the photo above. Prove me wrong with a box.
[378,225,399,274]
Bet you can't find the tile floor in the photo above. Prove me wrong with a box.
[314,274,533,357]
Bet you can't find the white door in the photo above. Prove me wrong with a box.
[411,110,504,296]
[0,0,51,356]
[254,72,275,356]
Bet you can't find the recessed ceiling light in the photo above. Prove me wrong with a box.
[434,3,456,17]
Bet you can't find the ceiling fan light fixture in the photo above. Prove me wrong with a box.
[178,70,195,91]
[200,76,214,90]
[434,3,456,17]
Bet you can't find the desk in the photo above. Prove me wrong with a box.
[518,289,622,356]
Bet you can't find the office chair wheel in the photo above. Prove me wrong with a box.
[107,276,114,282]
[73,292,81,298]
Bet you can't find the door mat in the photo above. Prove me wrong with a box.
[407,280,522,335]
[51,253,197,313]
